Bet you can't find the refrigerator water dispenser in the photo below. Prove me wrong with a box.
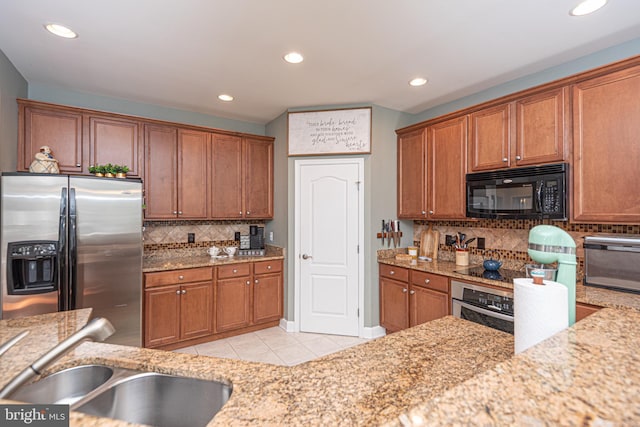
[7,241,58,294]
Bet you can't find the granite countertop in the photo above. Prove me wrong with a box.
[143,246,285,273]
[0,311,513,426]
[378,257,640,311]
[2,307,639,425]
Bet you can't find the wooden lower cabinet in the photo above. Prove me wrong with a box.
[379,264,450,333]
[144,267,214,348]
[215,260,284,333]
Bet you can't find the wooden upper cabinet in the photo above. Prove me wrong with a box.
[244,137,274,219]
[572,65,640,223]
[211,133,243,219]
[87,115,141,177]
[144,124,178,219]
[427,116,468,220]
[397,129,427,218]
[515,87,568,167]
[469,103,512,172]
[177,129,209,219]
[19,103,83,173]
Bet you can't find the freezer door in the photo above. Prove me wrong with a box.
[1,173,68,319]
[71,176,143,346]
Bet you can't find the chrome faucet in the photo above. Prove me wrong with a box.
[0,317,115,399]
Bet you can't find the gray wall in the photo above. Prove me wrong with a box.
[28,83,265,136]
[0,50,27,172]
[410,36,640,125]
[265,105,412,326]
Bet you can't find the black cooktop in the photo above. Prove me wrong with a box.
[454,266,527,284]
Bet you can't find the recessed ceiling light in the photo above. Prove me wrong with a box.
[409,77,428,87]
[283,52,304,64]
[570,0,607,16]
[218,94,234,102]
[44,23,78,39]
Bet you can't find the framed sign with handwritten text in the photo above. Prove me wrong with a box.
[287,107,372,156]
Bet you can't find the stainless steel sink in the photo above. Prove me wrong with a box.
[76,372,232,427]
[8,364,113,405]
[7,365,232,427]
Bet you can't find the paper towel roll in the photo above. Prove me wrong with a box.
[514,278,568,354]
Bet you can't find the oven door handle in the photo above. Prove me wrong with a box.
[453,300,514,322]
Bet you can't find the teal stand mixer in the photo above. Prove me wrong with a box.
[528,225,578,326]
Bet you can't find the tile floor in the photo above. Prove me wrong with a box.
[173,327,370,366]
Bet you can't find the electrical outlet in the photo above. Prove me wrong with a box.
[188,233,195,243]
[445,235,456,246]
[269,231,274,242]
[477,237,485,250]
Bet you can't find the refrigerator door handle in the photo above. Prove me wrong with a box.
[58,187,68,311]
[68,187,77,310]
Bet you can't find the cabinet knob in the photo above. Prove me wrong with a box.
[424,279,430,284]
[233,269,237,273]
[410,290,415,295]
[390,270,395,275]
[254,279,259,284]
[178,211,183,215]
[181,289,186,294]
[429,210,434,215]
[173,211,178,215]
[246,211,250,215]
[502,157,508,162]
[267,265,272,270]
[402,288,408,293]
[246,280,250,285]
[239,211,243,215]
[176,290,181,295]
[76,163,81,167]
[421,211,426,215]
[178,275,184,280]
[515,155,521,160]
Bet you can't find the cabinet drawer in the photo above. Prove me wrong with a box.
[145,267,213,289]
[379,264,409,282]
[217,263,251,279]
[411,271,448,293]
[254,260,283,275]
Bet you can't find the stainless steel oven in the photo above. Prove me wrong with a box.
[451,280,514,334]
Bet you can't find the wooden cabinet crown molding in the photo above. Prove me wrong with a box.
[17,98,274,142]
[396,54,640,136]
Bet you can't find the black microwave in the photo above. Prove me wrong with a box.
[466,163,568,220]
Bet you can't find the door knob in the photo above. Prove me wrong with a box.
[302,254,312,260]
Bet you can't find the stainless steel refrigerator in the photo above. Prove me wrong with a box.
[1,172,143,346]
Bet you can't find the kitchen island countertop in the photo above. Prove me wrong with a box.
[1,307,639,425]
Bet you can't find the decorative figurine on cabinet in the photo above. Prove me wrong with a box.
[29,145,60,174]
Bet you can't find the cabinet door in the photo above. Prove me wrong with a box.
[21,105,83,173]
[572,66,640,223]
[144,124,178,219]
[380,277,409,333]
[244,137,274,219]
[88,115,141,177]
[215,277,251,333]
[469,103,512,171]
[427,116,467,219]
[177,129,209,219]
[515,87,568,167]
[409,286,449,327]
[397,129,427,218]
[253,273,283,324]
[144,285,181,347]
[210,134,243,219]
[180,281,214,340]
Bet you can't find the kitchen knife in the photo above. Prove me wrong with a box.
[381,220,386,246]
[394,220,401,247]
[387,220,392,247]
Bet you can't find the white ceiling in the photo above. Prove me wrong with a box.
[1,1,639,124]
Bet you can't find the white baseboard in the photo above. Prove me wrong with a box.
[361,325,386,339]
[279,318,298,332]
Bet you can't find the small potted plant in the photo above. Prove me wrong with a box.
[88,165,98,175]
[91,165,106,177]
[104,163,115,178]
[114,165,130,179]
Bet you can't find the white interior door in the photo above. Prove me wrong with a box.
[296,159,362,336]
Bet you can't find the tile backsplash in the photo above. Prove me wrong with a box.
[414,219,640,272]
[143,220,265,251]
